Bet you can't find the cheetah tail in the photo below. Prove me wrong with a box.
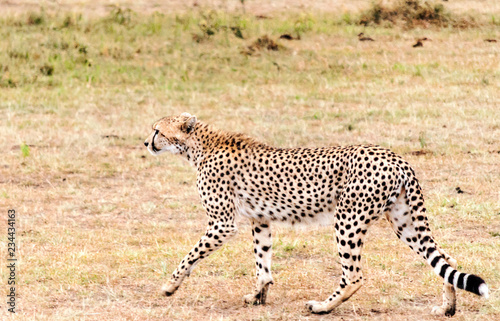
[401,170,489,299]
[426,250,489,298]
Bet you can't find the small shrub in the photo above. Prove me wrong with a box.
[252,36,280,51]
[40,64,54,76]
[108,7,133,25]
[192,11,247,42]
[60,14,76,28]
[0,78,17,88]
[294,13,315,38]
[27,11,45,25]
[492,15,500,26]
[78,45,88,54]
[359,0,476,28]
[341,13,354,25]
[195,11,223,40]
[230,26,244,39]
[143,12,164,35]
[8,50,29,60]
[241,36,286,56]
[419,131,427,148]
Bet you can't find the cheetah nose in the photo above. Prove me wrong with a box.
[144,141,149,147]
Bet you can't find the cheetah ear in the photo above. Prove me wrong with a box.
[180,112,192,117]
[181,115,197,134]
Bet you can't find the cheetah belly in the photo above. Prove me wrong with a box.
[234,189,337,226]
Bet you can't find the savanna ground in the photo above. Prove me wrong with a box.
[0,0,499,320]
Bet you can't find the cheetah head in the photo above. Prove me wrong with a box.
[144,112,197,156]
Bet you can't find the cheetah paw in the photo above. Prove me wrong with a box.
[161,283,179,297]
[431,305,455,317]
[244,293,262,305]
[244,283,270,305]
[243,290,267,305]
[305,300,330,314]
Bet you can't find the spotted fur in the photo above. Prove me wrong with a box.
[144,113,489,316]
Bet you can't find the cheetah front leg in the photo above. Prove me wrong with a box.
[161,222,238,296]
[243,219,274,305]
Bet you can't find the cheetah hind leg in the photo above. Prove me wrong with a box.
[431,248,457,317]
[385,187,457,316]
[305,202,367,314]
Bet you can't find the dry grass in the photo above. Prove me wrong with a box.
[0,1,499,320]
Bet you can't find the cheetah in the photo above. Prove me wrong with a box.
[144,113,489,316]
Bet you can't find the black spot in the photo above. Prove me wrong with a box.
[420,235,431,244]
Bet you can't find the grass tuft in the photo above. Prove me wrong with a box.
[27,10,46,25]
[20,142,30,157]
[107,6,134,26]
[40,64,54,76]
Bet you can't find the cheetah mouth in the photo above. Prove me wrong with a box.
[151,130,160,153]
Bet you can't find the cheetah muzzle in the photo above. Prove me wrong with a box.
[144,113,489,316]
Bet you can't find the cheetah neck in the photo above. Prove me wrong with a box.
[180,122,267,168]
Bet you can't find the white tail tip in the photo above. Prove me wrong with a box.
[479,283,489,299]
